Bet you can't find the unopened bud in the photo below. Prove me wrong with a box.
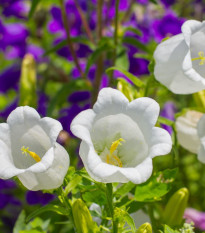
[19,54,37,107]
[136,222,152,233]
[72,199,98,233]
[193,90,205,108]
[164,188,189,227]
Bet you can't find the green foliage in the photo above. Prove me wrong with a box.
[135,169,178,202]
[106,66,145,88]
[28,0,41,19]
[26,205,68,223]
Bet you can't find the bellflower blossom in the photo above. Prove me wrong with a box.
[154,20,205,94]
[196,113,205,163]
[0,106,70,191]
[71,88,172,184]
[176,110,202,153]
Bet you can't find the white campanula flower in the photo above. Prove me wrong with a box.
[154,20,205,94]
[175,110,203,153]
[0,106,70,191]
[71,88,172,184]
[197,114,205,163]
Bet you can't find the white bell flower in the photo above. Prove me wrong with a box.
[0,106,70,191]
[71,88,172,184]
[175,111,202,153]
[154,20,205,94]
[197,114,205,163]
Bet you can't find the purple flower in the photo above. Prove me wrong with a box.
[2,1,29,19]
[68,91,91,103]
[160,102,176,134]
[0,100,17,120]
[184,208,205,230]
[0,65,21,93]
[26,191,55,206]
[59,103,90,137]
[152,12,185,42]
[160,0,176,8]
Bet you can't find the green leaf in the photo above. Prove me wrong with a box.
[47,79,91,117]
[26,205,68,223]
[116,46,129,71]
[13,211,26,233]
[114,182,135,198]
[106,67,145,88]
[82,186,107,205]
[123,212,136,233]
[64,174,82,196]
[135,168,178,202]
[158,116,174,126]
[85,40,113,76]
[123,37,149,52]
[28,0,41,19]
[43,37,94,56]
[149,0,158,4]
[123,27,142,36]
[134,53,152,60]
[164,225,180,233]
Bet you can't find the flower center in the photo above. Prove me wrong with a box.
[192,51,205,65]
[21,146,41,162]
[106,138,125,167]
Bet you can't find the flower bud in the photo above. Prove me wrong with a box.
[72,199,98,233]
[193,90,205,108]
[164,188,189,227]
[136,222,152,233]
[19,54,37,107]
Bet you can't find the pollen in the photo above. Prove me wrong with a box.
[21,146,41,162]
[192,51,205,65]
[106,138,125,167]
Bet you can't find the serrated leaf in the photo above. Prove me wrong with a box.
[123,212,136,233]
[64,174,82,196]
[26,205,68,223]
[114,182,135,197]
[28,0,41,19]
[164,225,180,233]
[135,168,178,202]
[106,66,145,88]
[82,188,107,206]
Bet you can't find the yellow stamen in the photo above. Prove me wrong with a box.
[106,138,125,167]
[192,51,205,65]
[21,146,41,162]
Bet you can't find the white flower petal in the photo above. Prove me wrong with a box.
[197,144,205,163]
[7,106,40,127]
[148,127,172,158]
[127,97,160,136]
[71,109,96,145]
[18,143,70,190]
[40,117,63,143]
[197,114,205,138]
[0,123,24,179]
[93,87,129,116]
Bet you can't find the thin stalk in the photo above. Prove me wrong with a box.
[73,0,95,44]
[92,0,104,105]
[59,0,84,78]
[121,0,135,24]
[109,0,120,87]
[106,183,118,233]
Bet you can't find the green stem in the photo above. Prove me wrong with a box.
[110,0,120,87]
[106,183,118,233]
[59,0,84,78]
[57,187,75,226]
[172,126,179,167]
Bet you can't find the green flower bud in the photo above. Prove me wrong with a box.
[72,199,99,233]
[164,188,189,227]
[193,90,205,108]
[19,54,37,107]
[136,223,152,233]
